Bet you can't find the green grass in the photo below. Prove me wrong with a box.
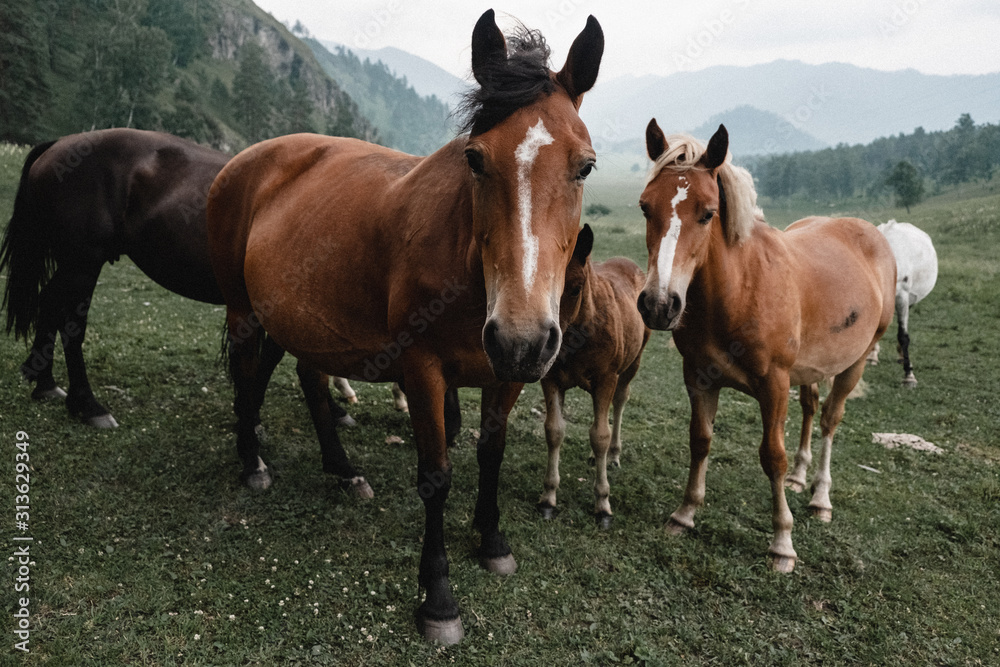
[2,143,999,665]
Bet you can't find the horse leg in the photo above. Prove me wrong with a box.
[896,294,916,387]
[227,310,275,490]
[537,378,565,519]
[474,382,522,575]
[332,376,358,404]
[20,276,68,400]
[56,266,117,428]
[809,357,866,523]
[758,373,797,572]
[402,354,462,644]
[444,387,462,447]
[609,358,641,468]
[391,382,409,411]
[786,383,819,493]
[296,363,372,498]
[866,341,880,365]
[668,371,720,535]
[590,378,617,529]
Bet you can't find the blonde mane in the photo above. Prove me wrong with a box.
[646,133,763,245]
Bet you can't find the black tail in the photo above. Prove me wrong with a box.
[1,140,57,340]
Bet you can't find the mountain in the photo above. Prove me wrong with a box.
[582,60,1000,155]
[306,39,456,155]
[690,106,826,156]
[319,41,469,108]
[0,0,375,150]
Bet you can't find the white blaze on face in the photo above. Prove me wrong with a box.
[656,177,688,293]
[515,118,554,293]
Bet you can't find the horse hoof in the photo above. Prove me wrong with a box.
[666,517,690,536]
[87,413,119,429]
[785,479,805,493]
[770,555,796,573]
[349,476,374,499]
[346,395,359,404]
[32,386,67,400]
[596,512,614,530]
[480,553,517,575]
[245,470,272,492]
[418,615,464,645]
[811,507,833,523]
[536,502,557,520]
[902,375,917,388]
[337,414,357,428]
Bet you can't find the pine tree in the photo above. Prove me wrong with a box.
[233,41,277,144]
[0,1,52,143]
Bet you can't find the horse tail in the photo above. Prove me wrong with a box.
[0,140,58,340]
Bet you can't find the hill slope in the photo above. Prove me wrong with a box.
[582,60,1000,151]
[0,0,375,150]
[306,39,456,155]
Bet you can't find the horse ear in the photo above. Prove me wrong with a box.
[572,224,594,265]
[701,124,728,171]
[471,9,507,86]
[646,118,667,161]
[555,15,604,105]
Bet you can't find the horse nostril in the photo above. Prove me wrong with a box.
[543,322,561,355]
[482,319,501,358]
[637,291,649,317]
[667,293,683,319]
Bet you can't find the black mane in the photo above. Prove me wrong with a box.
[457,26,555,136]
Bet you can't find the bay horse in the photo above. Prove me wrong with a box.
[537,224,650,528]
[1,129,230,427]
[205,10,604,643]
[636,121,895,572]
[869,219,938,386]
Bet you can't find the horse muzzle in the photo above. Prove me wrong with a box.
[637,290,684,331]
[482,317,561,382]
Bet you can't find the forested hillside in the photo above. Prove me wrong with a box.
[0,0,376,150]
[304,37,456,156]
[747,114,1000,202]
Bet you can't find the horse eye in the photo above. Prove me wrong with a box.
[465,149,485,176]
[700,210,716,224]
[576,162,595,181]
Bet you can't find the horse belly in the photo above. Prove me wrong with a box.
[242,225,400,381]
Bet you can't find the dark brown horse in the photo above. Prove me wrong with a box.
[1,129,229,427]
[206,10,604,643]
[537,224,650,528]
[637,122,895,572]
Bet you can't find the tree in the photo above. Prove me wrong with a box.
[233,41,276,143]
[80,0,172,130]
[0,1,52,143]
[885,160,924,213]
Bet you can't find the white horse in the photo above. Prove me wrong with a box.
[868,220,938,386]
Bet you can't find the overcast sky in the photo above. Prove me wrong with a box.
[253,0,1000,82]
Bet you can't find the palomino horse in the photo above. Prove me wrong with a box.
[637,121,895,572]
[0,129,369,429]
[869,219,938,386]
[537,224,650,528]
[206,10,604,643]
[1,129,229,427]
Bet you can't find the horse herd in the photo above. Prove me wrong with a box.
[0,11,938,644]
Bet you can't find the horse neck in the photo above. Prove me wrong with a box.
[688,224,761,320]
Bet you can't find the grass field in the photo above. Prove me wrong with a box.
[2,142,998,665]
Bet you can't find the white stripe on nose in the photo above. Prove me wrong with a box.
[515,119,554,293]
[657,179,688,293]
